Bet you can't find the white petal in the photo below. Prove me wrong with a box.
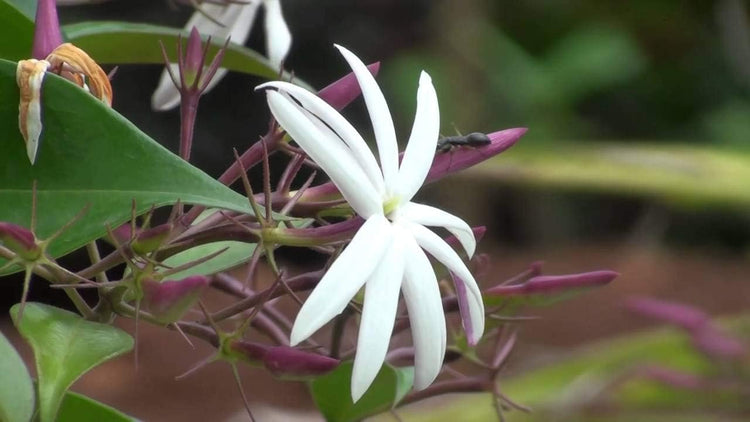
[398,228,446,390]
[351,238,405,402]
[290,215,392,345]
[397,202,476,257]
[267,90,383,218]
[334,45,399,191]
[394,72,439,202]
[151,2,261,111]
[261,0,292,68]
[258,81,385,194]
[404,222,485,345]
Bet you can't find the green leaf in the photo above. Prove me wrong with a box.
[0,0,34,61]
[0,58,252,272]
[0,329,34,422]
[10,303,134,422]
[64,21,290,82]
[472,140,750,210]
[162,240,257,281]
[57,391,137,422]
[310,361,414,422]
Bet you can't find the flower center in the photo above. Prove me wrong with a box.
[382,196,401,220]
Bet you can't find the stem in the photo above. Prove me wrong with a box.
[179,94,200,162]
[209,270,324,323]
[398,377,491,406]
[85,241,109,283]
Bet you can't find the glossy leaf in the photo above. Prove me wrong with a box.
[0,329,34,422]
[0,0,34,61]
[310,361,414,422]
[64,21,295,82]
[0,59,253,272]
[10,303,134,422]
[57,391,137,422]
[162,240,257,281]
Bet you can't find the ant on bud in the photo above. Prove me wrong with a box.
[436,132,491,153]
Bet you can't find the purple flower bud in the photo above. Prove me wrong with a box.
[132,223,172,254]
[692,325,746,360]
[318,62,380,110]
[32,0,63,59]
[141,275,210,324]
[229,341,339,380]
[626,297,747,360]
[229,339,269,364]
[0,222,41,261]
[108,223,132,245]
[182,26,204,87]
[485,270,618,296]
[425,127,527,183]
[625,297,709,331]
[262,346,340,380]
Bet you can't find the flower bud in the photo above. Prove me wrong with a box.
[262,346,340,380]
[32,0,63,59]
[132,224,172,255]
[0,222,41,261]
[141,275,210,324]
[485,270,618,296]
[229,341,340,380]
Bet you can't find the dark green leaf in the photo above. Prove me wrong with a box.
[0,329,34,422]
[10,303,134,422]
[0,0,34,61]
[310,361,414,422]
[0,58,253,273]
[57,391,137,422]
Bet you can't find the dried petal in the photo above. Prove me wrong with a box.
[16,59,50,164]
[46,43,112,106]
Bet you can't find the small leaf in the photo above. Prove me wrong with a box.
[161,241,257,281]
[57,391,138,422]
[310,361,415,422]
[0,329,34,422]
[10,303,134,422]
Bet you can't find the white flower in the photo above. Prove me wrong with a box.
[257,45,485,401]
[152,0,291,111]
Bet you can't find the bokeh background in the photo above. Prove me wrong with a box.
[3,0,750,420]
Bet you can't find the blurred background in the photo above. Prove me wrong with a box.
[3,0,750,420]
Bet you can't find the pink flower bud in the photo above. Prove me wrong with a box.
[141,275,210,324]
[132,224,172,254]
[485,270,618,296]
[262,346,340,380]
[0,222,41,261]
[32,0,63,59]
[229,341,340,380]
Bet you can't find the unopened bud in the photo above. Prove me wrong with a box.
[485,270,618,296]
[0,222,41,261]
[32,0,63,59]
[261,346,340,380]
[141,275,210,324]
[132,224,172,255]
